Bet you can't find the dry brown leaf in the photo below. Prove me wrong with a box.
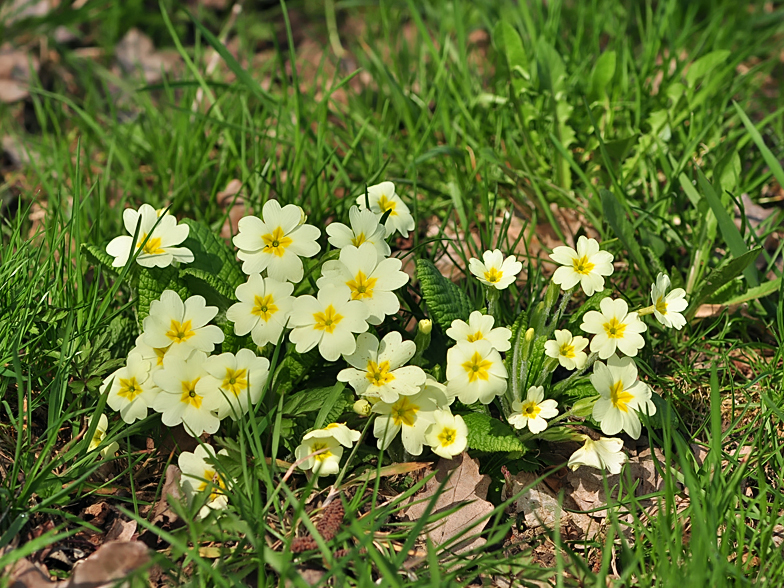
[104,518,137,543]
[64,541,149,588]
[217,178,249,239]
[401,453,494,553]
[506,471,597,539]
[151,465,183,526]
[0,47,40,103]
[8,557,54,588]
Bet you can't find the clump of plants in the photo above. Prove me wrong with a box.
[86,180,688,519]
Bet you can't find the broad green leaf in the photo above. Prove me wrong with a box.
[600,188,650,280]
[588,50,616,100]
[274,349,320,396]
[136,266,188,327]
[734,101,784,190]
[493,21,528,94]
[313,383,348,429]
[687,248,762,319]
[722,277,781,306]
[179,267,235,308]
[415,259,472,329]
[697,169,757,286]
[181,219,245,295]
[686,50,731,87]
[81,243,119,276]
[462,413,526,454]
[536,39,566,95]
[565,288,611,333]
[284,384,349,417]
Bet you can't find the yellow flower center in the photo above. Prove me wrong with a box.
[313,304,344,334]
[366,360,395,387]
[346,270,377,300]
[610,380,634,413]
[222,367,248,397]
[351,232,367,247]
[117,376,143,401]
[196,469,226,502]
[466,331,484,343]
[462,351,493,383]
[572,255,595,275]
[483,267,503,284]
[136,232,165,255]
[559,342,575,358]
[252,293,278,322]
[377,194,398,216]
[603,317,626,339]
[390,396,419,427]
[655,295,668,315]
[521,400,541,419]
[180,378,203,408]
[154,347,167,367]
[438,427,457,447]
[166,319,195,344]
[90,429,106,450]
[311,441,333,463]
[261,226,293,257]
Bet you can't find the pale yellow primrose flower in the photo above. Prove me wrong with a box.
[326,205,391,258]
[446,340,508,405]
[318,242,409,325]
[226,274,294,347]
[446,310,512,352]
[288,284,370,361]
[549,236,614,296]
[580,297,647,359]
[356,181,415,239]
[425,411,467,459]
[567,436,627,475]
[468,249,523,290]
[508,385,559,434]
[591,354,655,440]
[87,414,119,458]
[303,423,361,448]
[106,204,194,268]
[233,200,321,282]
[142,290,224,356]
[152,351,223,437]
[372,385,441,455]
[196,349,270,421]
[338,331,426,403]
[101,351,159,424]
[651,273,688,330]
[544,329,589,370]
[178,444,232,520]
[295,434,344,477]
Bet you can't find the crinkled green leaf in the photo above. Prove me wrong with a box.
[181,218,245,295]
[136,266,189,327]
[462,412,526,454]
[273,349,320,396]
[553,378,597,403]
[503,311,529,379]
[523,335,547,391]
[415,259,472,330]
[180,267,235,308]
[565,288,611,333]
[82,243,122,278]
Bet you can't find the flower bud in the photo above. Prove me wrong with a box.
[418,319,432,335]
[353,399,371,417]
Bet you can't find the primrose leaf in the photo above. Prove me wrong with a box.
[82,243,122,278]
[462,412,526,454]
[416,259,472,330]
[179,267,235,308]
[273,349,321,396]
[137,266,188,327]
[181,218,245,294]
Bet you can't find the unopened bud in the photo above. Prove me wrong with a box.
[524,327,535,342]
[418,319,432,335]
[353,399,371,416]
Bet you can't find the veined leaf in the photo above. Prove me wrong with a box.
[415,259,472,330]
[462,412,526,454]
[136,266,188,327]
[181,219,245,295]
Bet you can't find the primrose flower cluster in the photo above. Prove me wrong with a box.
[90,178,690,519]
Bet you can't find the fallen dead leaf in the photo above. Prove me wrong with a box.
[115,29,180,84]
[64,541,149,588]
[104,518,137,543]
[401,452,494,554]
[151,465,183,526]
[217,178,249,239]
[8,557,53,588]
[0,46,40,103]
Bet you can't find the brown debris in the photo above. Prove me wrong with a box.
[290,495,346,553]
